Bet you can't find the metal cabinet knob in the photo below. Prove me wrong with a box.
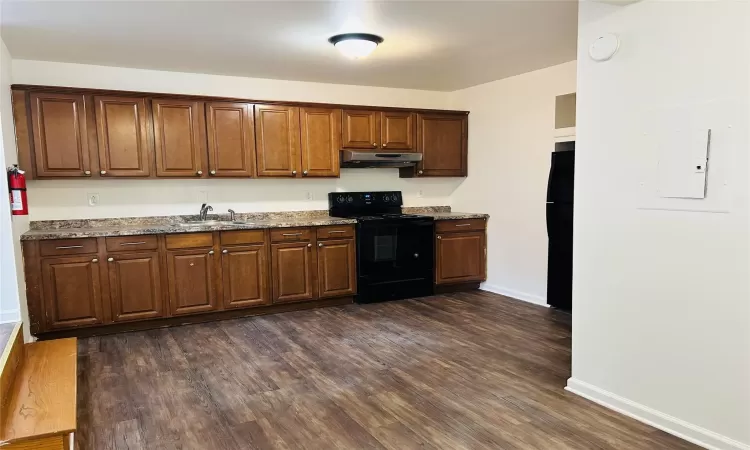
[197,170,203,176]
[92,258,99,263]
[382,143,387,148]
[437,235,442,240]
[107,257,114,262]
[318,243,323,247]
[303,170,308,176]
[418,170,424,175]
[100,170,107,175]
[222,249,228,254]
[84,170,91,175]
[307,243,312,248]
[210,170,216,175]
[292,170,297,175]
[208,250,214,255]
[372,143,377,147]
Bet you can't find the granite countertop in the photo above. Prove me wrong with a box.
[417,212,489,220]
[21,216,357,241]
[21,206,487,241]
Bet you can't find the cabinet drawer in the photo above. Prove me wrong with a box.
[220,230,266,246]
[165,233,214,249]
[270,227,312,243]
[40,238,98,256]
[316,225,355,240]
[106,235,158,252]
[435,218,486,233]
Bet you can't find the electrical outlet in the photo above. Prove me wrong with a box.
[197,190,208,203]
[305,191,314,201]
[87,193,100,207]
[417,190,424,198]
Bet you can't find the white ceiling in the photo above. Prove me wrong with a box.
[1,1,578,92]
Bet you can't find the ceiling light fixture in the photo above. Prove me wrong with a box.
[328,33,384,59]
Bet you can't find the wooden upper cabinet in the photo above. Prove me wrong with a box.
[271,241,314,303]
[40,255,104,329]
[221,244,269,309]
[255,104,300,177]
[29,93,91,177]
[317,239,356,299]
[380,111,415,151]
[416,113,468,177]
[107,251,163,322]
[342,109,379,149]
[166,248,218,316]
[206,102,255,177]
[300,107,341,178]
[435,231,486,285]
[152,99,206,177]
[94,96,152,177]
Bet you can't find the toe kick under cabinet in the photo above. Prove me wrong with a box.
[21,225,357,337]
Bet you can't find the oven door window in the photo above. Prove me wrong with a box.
[358,221,433,285]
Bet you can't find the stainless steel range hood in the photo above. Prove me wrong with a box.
[340,150,422,168]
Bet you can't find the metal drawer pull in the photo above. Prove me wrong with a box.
[119,241,147,246]
[455,224,471,227]
[56,245,83,249]
[328,230,346,234]
[283,233,303,236]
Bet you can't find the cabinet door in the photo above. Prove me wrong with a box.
[221,244,270,309]
[94,96,152,177]
[271,241,314,303]
[435,231,486,285]
[317,239,356,298]
[166,249,218,315]
[342,110,379,149]
[206,102,255,177]
[107,251,163,322]
[152,99,206,177]
[255,104,300,177]
[300,107,341,178]
[416,114,468,177]
[40,255,103,329]
[380,111,415,151]
[30,93,91,177]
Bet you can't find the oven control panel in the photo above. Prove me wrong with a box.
[328,191,403,207]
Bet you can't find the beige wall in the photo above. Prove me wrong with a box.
[571,1,749,448]
[11,60,460,220]
[449,61,577,305]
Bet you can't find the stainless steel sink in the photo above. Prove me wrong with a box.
[177,220,255,227]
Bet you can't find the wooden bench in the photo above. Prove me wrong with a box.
[0,323,77,449]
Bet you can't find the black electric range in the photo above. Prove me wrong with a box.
[329,191,435,303]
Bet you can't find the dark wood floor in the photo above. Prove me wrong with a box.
[76,291,696,450]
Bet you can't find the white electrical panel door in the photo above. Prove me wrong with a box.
[657,127,710,199]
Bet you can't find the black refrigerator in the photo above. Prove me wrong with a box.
[546,148,574,311]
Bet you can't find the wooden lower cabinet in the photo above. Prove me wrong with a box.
[107,251,163,322]
[317,239,356,298]
[24,226,361,336]
[435,231,486,285]
[166,248,218,316]
[40,255,104,329]
[271,241,315,303]
[221,244,270,309]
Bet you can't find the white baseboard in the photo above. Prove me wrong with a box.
[0,309,21,324]
[566,378,750,450]
[480,283,549,307]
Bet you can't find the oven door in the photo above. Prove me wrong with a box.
[356,218,434,302]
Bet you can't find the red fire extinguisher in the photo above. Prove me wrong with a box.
[8,165,28,216]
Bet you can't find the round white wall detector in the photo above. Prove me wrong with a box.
[589,34,620,62]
